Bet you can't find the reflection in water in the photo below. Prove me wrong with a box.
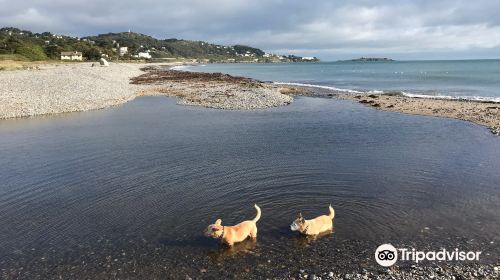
[207,238,258,261]
[290,228,335,248]
[0,96,499,277]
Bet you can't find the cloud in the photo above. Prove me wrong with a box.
[1,0,500,59]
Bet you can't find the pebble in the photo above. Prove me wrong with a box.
[0,63,146,119]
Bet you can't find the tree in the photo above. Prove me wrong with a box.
[15,44,47,60]
[83,47,101,60]
[43,44,63,59]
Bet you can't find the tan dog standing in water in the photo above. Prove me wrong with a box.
[204,204,261,246]
[290,205,335,235]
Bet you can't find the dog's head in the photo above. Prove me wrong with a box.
[204,219,223,238]
[290,213,306,232]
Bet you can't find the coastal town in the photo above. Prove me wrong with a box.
[1,27,319,67]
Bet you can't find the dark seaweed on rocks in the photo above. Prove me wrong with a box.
[130,66,263,88]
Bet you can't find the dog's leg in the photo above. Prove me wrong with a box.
[249,225,258,239]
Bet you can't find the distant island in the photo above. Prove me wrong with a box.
[340,57,394,62]
[0,27,319,63]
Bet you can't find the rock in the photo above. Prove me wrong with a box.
[328,272,334,277]
[100,58,109,67]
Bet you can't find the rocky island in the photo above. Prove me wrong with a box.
[341,57,394,62]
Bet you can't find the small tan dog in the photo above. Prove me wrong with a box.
[204,204,261,246]
[290,205,335,235]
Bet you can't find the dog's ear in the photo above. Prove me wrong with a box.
[215,219,222,225]
[298,212,303,218]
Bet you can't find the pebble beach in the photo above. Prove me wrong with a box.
[1,63,499,279]
[0,63,294,119]
[0,63,146,119]
[1,63,498,137]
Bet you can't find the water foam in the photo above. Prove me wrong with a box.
[401,92,500,103]
[170,65,190,71]
[274,82,500,102]
[273,82,363,93]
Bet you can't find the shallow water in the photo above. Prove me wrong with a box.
[0,96,499,278]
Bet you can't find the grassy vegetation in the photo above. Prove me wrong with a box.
[1,27,318,64]
[15,44,47,60]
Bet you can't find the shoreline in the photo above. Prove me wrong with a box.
[1,64,499,279]
[335,92,500,135]
[131,65,295,109]
[0,62,147,119]
[1,63,498,136]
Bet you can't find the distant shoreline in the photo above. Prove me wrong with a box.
[0,62,498,135]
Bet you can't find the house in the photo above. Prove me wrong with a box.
[119,47,128,56]
[60,51,83,61]
[137,52,152,59]
[302,57,317,61]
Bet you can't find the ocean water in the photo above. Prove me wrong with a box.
[0,96,499,278]
[179,60,500,101]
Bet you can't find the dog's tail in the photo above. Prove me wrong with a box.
[253,204,261,222]
[328,204,335,219]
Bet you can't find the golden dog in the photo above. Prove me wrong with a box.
[204,204,261,246]
[290,205,335,235]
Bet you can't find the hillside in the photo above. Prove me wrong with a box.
[0,27,319,63]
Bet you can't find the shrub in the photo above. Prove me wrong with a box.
[15,44,47,61]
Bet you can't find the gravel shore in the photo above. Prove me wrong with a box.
[131,65,294,110]
[0,63,296,119]
[3,63,497,137]
[336,92,500,135]
[0,63,146,119]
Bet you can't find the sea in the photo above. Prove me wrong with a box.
[177,60,500,102]
[1,61,499,278]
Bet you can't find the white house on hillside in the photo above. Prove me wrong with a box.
[302,57,316,61]
[119,47,128,56]
[138,52,152,59]
[60,51,83,61]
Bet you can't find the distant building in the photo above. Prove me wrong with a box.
[60,51,83,61]
[302,57,316,61]
[137,52,152,59]
[119,47,128,56]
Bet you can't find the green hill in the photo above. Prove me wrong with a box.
[0,27,319,62]
[84,32,269,60]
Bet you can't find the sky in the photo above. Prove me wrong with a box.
[2,0,500,60]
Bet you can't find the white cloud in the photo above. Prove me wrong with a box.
[1,0,500,59]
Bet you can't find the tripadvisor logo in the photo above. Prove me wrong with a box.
[375,244,398,267]
[375,244,482,267]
